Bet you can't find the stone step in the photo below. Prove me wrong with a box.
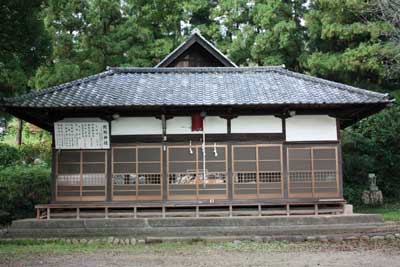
[10,214,383,229]
[5,214,385,238]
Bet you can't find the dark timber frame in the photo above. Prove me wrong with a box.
[51,129,343,206]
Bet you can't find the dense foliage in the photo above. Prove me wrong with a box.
[0,144,51,224]
[0,0,49,98]
[0,165,51,224]
[0,0,399,209]
[343,105,400,204]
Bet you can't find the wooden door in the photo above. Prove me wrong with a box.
[167,145,228,200]
[56,150,107,201]
[232,145,283,199]
[287,146,339,198]
[112,146,162,201]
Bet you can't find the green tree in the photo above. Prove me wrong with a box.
[31,0,90,89]
[208,0,255,66]
[250,0,306,70]
[0,0,50,145]
[0,0,49,96]
[208,0,306,68]
[343,105,400,204]
[302,0,400,91]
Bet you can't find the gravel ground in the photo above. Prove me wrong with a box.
[1,241,400,267]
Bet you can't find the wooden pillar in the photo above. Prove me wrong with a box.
[162,144,168,202]
[337,144,344,199]
[161,114,168,202]
[106,149,112,202]
[106,120,113,202]
[282,144,289,199]
[51,147,57,203]
[227,143,233,200]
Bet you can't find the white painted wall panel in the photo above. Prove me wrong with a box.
[231,116,282,133]
[111,117,162,135]
[285,115,337,141]
[167,117,192,134]
[204,116,227,134]
[167,116,227,134]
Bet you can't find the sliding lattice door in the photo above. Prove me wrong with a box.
[112,146,162,200]
[167,145,228,200]
[287,146,339,198]
[232,145,283,199]
[56,150,107,201]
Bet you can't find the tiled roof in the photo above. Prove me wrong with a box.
[2,66,392,108]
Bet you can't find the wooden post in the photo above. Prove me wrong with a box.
[15,119,23,146]
[286,204,290,216]
[258,204,262,217]
[134,207,137,218]
[106,149,112,202]
[196,206,199,218]
[314,204,318,215]
[76,208,80,219]
[162,206,166,218]
[47,208,50,220]
[36,208,40,220]
[229,205,233,217]
[105,207,109,219]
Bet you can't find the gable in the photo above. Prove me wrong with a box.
[156,31,237,68]
[166,42,227,67]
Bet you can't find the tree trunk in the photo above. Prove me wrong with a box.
[16,118,23,146]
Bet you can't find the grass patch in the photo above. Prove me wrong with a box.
[355,203,400,221]
[0,239,330,256]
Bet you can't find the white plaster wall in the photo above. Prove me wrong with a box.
[204,116,227,134]
[231,116,282,133]
[285,115,337,141]
[167,116,227,134]
[166,117,192,134]
[111,117,162,135]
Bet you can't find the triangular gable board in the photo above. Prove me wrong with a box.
[155,31,237,68]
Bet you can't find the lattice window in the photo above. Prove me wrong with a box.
[169,173,197,184]
[82,174,105,186]
[113,174,136,185]
[138,174,161,184]
[259,172,281,183]
[314,171,337,182]
[235,172,257,183]
[205,172,227,184]
[57,174,80,185]
[289,171,312,182]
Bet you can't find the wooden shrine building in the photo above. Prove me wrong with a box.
[0,31,393,218]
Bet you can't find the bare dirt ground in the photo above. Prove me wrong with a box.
[1,241,400,267]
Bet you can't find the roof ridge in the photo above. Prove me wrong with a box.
[4,70,114,103]
[275,68,390,99]
[110,66,283,73]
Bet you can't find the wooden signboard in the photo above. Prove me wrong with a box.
[55,120,110,149]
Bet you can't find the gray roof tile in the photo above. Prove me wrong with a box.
[3,66,391,108]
